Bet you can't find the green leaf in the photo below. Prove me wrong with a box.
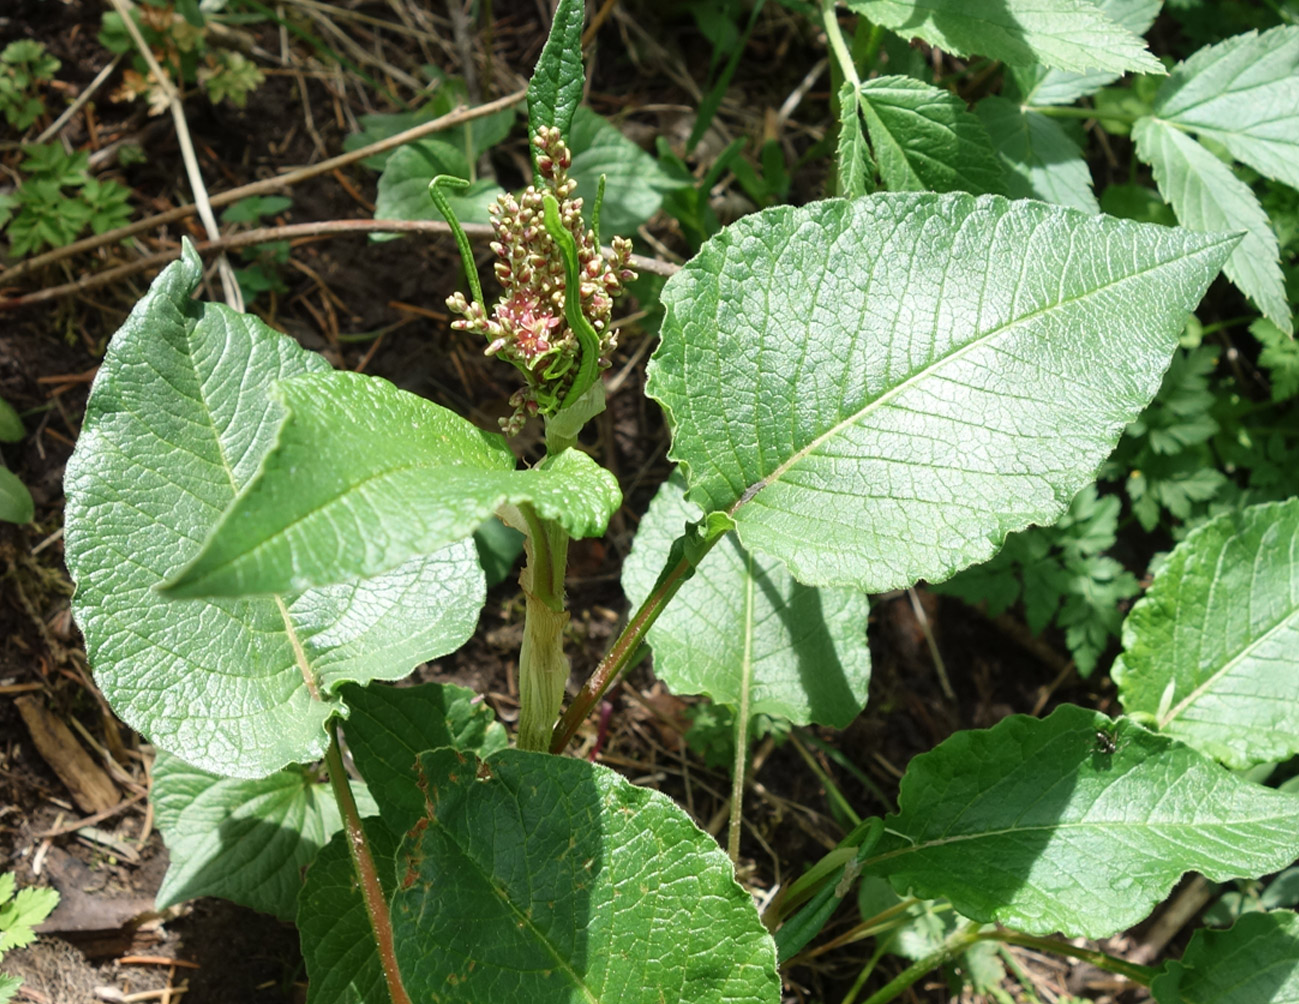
[0,881,58,953]
[63,244,485,776]
[1114,499,1299,769]
[856,77,1005,195]
[340,680,509,833]
[0,468,33,525]
[647,193,1236,593]
[836,82,872,199]
[372,139,503,231]
[161,372,621,598]
[622,473,871,727]
[567,106,678,241]
[297,680,506,1004]
[526,0,585,161]
[1253,318,1299,402]
[976,97,1099,213]
[1154,26,1299,191]
[843,0,1163,74]
[1013,0,1162,106]
[391,748,780,1003]
[151,751,375,922]
[0,397,23,442]
[1134,116,1291,334]
[1151,911,1299,1004]
[298,818,399,1004]
[0,973,21,1004]
[866,704,1299,938]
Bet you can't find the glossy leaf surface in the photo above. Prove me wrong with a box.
[162,373,621,598]
[622,473,870,726]
[63,245,484,775]
[844,0,1162,74]
[1115,498,1299,769]
[648,193,1235,592]
[867,705,1299,938]
[392,748,780,1003]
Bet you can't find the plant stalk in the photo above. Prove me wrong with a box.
[550,528,727,752]
[858,920,984,1004]
[822,0,860,87]
[977,930,1158,985]
[727,551,757,862]
[324,725,413,1004]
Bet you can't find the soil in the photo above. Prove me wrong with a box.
[0,2,1204,1002]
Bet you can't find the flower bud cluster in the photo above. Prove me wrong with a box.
[446,126,637,435]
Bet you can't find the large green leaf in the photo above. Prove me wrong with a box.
[975,97,1099,213]
[1151,911,1299,1004]
[391,748,780,1003]
[372,138,503,231]
[855,77,1005,195]
[162,373,621,598]
[865,704,1299,938]
[1154,26,1299,191]
[298,818,399,1004]
[526,0,585,154]
[63,244,484,776]
[1134,116,1290,334]
[152,751,376,921]
[567,106,678,241]
[1114,499,1299,769]
[341,679,508,832]
[297,680,507,1004]
[1013,0,1162,106]
[647,193,1235,592]
[844,0,1162,74]
[622,473,870,726]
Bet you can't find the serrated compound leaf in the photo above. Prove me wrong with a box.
[1151,911,1299,1004]
[340,679,508,833]
[526,0,584,155]
[1114,498,1299,769]
[0,973,21,1003]
[836,83,872,199]
[64,245,484,776]
[976,97,1099,212]
[162,371,621,597]
[1134,116,1291,334]
[568,106,677,241]
[866,704,1299,938]
[622,473,870,726]
[844,0,1162,74]
[152,751,375,921]
[0,885,58,953]
[392,749,779,1003]
[1014,0,1161,105]
[648,193,1235,592]
[298,817,400,1004]
[1154,26,1299,191]
[857,77,1006,196]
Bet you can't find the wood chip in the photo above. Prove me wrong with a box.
[15,696,121,814]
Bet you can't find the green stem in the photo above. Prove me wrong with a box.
[822,0,860,87]
[325,725,413,1004]
[858,921,984,1004]
[977,930,1158,985]
[727,551,757,863]
[430,175,484,307]
[550,526,729,753]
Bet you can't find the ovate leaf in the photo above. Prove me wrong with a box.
[622,473,871,727]
[162,374,621,598]
[1114,498,1299,769]
[843,0,1163,75]
[976,97,1099,212]
[391,748,780,1003]
[648,193,1236,592]
[373,139,503,230]
[567,106,677,240]
[1151,911,1299,1004]
[856,77,1006,195]
[526,0,585,160]
[0,468,33,525]
[1154,26,1299,191]
[1134,116,1290,334]
[152,751,376,921]
[64,244,484,776]
[866,705,1299,938]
